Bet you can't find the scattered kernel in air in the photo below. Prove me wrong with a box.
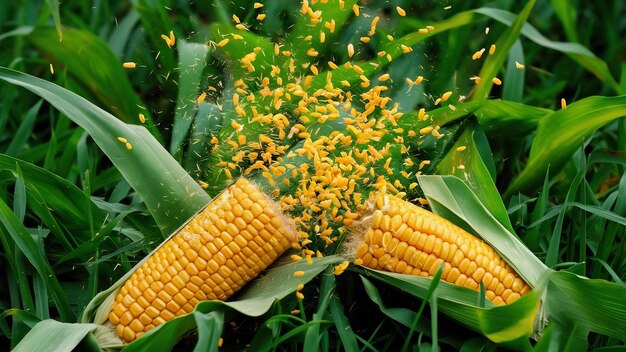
[117,137,128,143]
[444,5,452,10]
[561,98,567,109]
[218,338,224,348]
[401,44,412,53]
[138,113,146,124]
[122,62,136,69]
[457,164,465,170]
[396,6,406,16]
[418,28,428,34]
[448,104,457,111]
[296,292,305,300]
[296,283,304,291]
[232,14,241,23]
[253,2,263,8]
[197,92,207,104]
[257,13,266,21]
[125,143,133,151]
[333,261,350,275]
[360,36,370,43]
[426,25,435,31]
[310,65,319,75]
[347,43,355,58]
[161,31,175,47]
[294,271,305,277]
[492,77,502,85]
[307,48,319,57]
[379,73,390,81]
[328,61,338,69]
[441,91,453,102]
[352,4,359,16]
[369,16,379,36]
[456,146,467,151]
[485,27,490,35]
[489,44,496,55]
[290,309,301,315]
[198,180,209,189]
[472,48,485,60]
[470,75,481,84]
[515,61,525,69]
[49,63,54,74]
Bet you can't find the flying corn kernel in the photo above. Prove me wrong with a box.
[396,6,406,16]
[472,48,485,60]
[492,77,502,85]
[347,43,355,58]
[197,92,207,104]
[125,143,133,151]
[123,62,136,69]
[515,61,525,69]
[117,137,128,143]
[49,63,54,74]
[352,4,359,16]
[138,113,146,124]
[253,2,263,8]
[441,91,453,102]
[489,44,496,55]
[360,36,370,43]
[217,38,230,47]
[333,261,350,275]
[257,13,266,21]
[294,271,305,277]
[561,98,567,109]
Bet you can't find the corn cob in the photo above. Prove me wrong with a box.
[353,192,531,305]
[107,178,296,342]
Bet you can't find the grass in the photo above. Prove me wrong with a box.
[0,0,625,351]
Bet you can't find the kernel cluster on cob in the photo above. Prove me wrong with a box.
[106,178,296,342]
[351,191,531,305]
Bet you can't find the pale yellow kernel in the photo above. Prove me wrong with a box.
[418,28,428,34]
[333,261,350,275]
[253,2,263,8]
[217,38,230,47]
[426,25,435,31]
[123,62,136,69]
[294,271,305,277]
[401,44,412,53]
[218,337,224,347]
[347,43,355,58]
[456,146,467,151]
[396,6,406,16]
[307,48,319,57]
[117,137,128,143]
[492,77,502,85]
[379,74,390,82]
[561,98,567,109]
[489,44,496,55]
[257,13,266,21]
[49,63,54,74]
[360,36,370,43]
[138,113,146,124]
[352,4,359,16]
[485,27,490,35]
[515,61,525,69]
[296,283,304,291]
[472,48,485,60]
[441,91,453,102]
[125,143,133,151]
[232,14,241,23]
[291,309,301,315]
[296,292,305,300]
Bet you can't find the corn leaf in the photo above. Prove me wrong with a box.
[43,0,62,41]
[12,320,98,352]
[476,7,619,92]
[170,40,211,155]
[507,95,626,194]
[26,27,160,139]
[472,0,535,101]
[0,67,210,237]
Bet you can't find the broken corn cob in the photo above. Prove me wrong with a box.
[353,192,531,305]
[107,178,296,342]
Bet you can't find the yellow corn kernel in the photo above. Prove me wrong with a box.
[123,62,136,69]
[351,192,531,305]
[107,178,297,342]
[396,6,406,16]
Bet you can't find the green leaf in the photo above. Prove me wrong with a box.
[0,198,74,322]
[26,27,160,139]
[472,0,535,101]
[0,67,210,237]
[43,0,62,41]
[418,175,548,287]
[170,40,212,155]
[12,320,97,352]
[507,95,626,194]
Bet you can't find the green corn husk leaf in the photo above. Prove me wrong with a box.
[0,67,210,237]
[361,270,540,348]
[12,320,99,352]
[418,175,548,286]
[26,26,160,139]
[507,95,626,194]
[435,120,514,232]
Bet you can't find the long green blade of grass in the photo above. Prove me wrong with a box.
[0,67,210,237]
